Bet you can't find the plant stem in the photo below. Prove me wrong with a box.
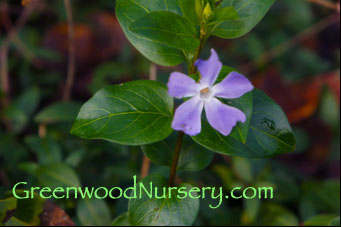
[168,36,207,186]
[62,0,76,101]
[168,131,185,186]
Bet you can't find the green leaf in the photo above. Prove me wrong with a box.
[304,215,339,226]
[232,157,252,183]
[4,217,29,226]
[129,11,199,51]
[34,101,82,124]
[2,87,40,133]
[128,175,199,226]
[177,0,200,24]
[142,133,213,171]
[36,163,81,189]
[24,136,62,165]
[9,192,45,226]
[77,198,111,226]
[300,180,340,220]
[256,203,299,226]
[0,198,17,222]
[71,80,174,146]
[213,0,276,38]
[111,212,131,226]
[193,89,295,158]
[329,217,340,226]
[214,6,239,23]
[116,0,186,66]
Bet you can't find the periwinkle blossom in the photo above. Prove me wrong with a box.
[167,49,254,136]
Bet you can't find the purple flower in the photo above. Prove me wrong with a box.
[167,49,254,136]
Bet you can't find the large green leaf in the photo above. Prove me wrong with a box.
[128,175,199,226]
[130,11,199,51]
[77,198,111,226]
[193,89,295,158]
[71,80,173,146]
[213,0,275,38]
[142,133,213,171]
[176,0,200,25]
[116,0,186,66]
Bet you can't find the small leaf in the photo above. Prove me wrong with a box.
[0,198,17,222]
[304,214,339,226]
[329,217,340,226]
[128,175,199,226]
[256,203,299,226]
[8,191,45,226]
[36,163,81,189]
[24,136,62,165]
[71,80,174,146]
[77,198,111,226]
[129,11,200,51]
[2,87,40,133]
[35,101,82,124]
[142,133,213,171]
[111,212,131,226]
[4,217,30,226]
[213,0,275,38]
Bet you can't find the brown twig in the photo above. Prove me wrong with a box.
[307,0,340,11]
[168,132,184,186]
[62,0,76,101]
[241,13,340,74]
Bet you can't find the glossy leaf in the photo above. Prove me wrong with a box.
[214,6,239,23]
[177,0,200,24]
[71,80,174,146]
[34,101,82,124]
[77,198,111,226]
[142,133,213,171]
[128,175,199,226]
[116,0,186,66]
[193,89,295,158]
[129,11,200,51]
[35,163,81,189]
[213,0,276,38]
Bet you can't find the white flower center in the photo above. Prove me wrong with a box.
[200,87,213,101]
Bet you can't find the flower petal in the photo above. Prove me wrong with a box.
[195,49,222,87]
[213,71,254,99]
[172,96,204,136]
[205,98,246,136]
[168,72,200,98]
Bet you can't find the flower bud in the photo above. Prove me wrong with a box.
[202,3,213,23]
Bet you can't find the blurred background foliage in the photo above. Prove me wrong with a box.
[0,0,340,226]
